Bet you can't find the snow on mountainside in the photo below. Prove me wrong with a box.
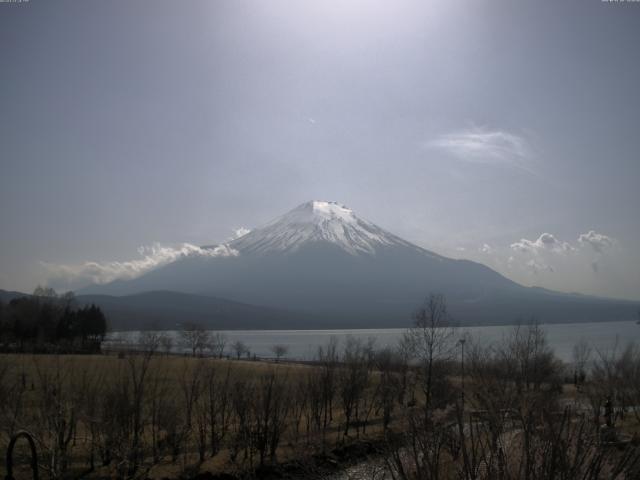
[76,200,640,327]
[213,201,425,256]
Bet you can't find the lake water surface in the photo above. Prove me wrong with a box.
[108,320,640,362]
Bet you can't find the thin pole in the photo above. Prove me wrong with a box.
[460,338,466,411]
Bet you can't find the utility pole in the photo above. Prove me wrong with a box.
[460,338,466,411]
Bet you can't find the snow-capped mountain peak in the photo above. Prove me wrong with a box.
[226,200,412,255]
[307,201,356,222]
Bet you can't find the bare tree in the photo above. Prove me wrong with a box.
[386,326,640,480]
[232,340,248,360]
[210,332,227,358]
[338,337,370,437]
[180,322,211,357]
[147,359,171,463]
[229,379,254,465]
[138,331,162,355]
[157,391,186,463]
[289,374,308,443]
[77,362,105,473]
[572,338,592,387]
[32,357,78,478]
[374,347,402,432]
[502,321,559,393]
[271,344,289,362]
[317,337,339,427]
[204,364,232,457]
[253,372,291,465]
[126,345,155,474]
[404,293,456,414]
[160,334,173,355]
[178,360,204,463]
[91,348,155,476]
[584,340,640,426]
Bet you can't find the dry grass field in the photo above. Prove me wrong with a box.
[4,322,640,480]
[0,349,396,479]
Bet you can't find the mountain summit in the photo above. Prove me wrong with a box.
[223,201,414,256]
[80,201,639,328]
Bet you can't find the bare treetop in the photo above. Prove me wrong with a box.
[180,322,211,357]
[403,293,457,413]
[271,344,289,362]
[232,340,248,360]
[404,293,457,362]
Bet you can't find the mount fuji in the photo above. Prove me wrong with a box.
[224,201,419,256]
[78,201,639,329]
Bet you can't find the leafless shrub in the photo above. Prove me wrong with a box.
[139,331,162,355]
[271,344,289,362]
[210,332,227,358]
[374,347,403,432]
[572,338,592,387]
[404,293,457,415]
[229,379,254,465]
[203,363,232,457]
[180,322,211,357]
[317,337,339,441]
[32,357,78,479]
[339,337,371,438]
[160,334,174,355]
[252,372,291,465]
[584,340,640,426]
[232,340,248,360]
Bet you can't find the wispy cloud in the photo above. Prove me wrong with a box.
[506,230,616,275]
[232,227,251,239]
[42,242,238,289]
[496,233,569,275]
[510,233,574,254]
[479,243,494,254]
[426,126,533,171]
[578,230,614,253]
[577,230,615,272]
[483,230,634,299]
[525,258,554,274]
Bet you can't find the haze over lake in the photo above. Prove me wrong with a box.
[108,320,640,363]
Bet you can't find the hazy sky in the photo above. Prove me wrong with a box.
[1,0,639,300]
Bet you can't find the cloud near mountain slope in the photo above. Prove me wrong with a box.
[43,243,237,290]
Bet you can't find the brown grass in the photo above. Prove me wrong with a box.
[0,352,391,479]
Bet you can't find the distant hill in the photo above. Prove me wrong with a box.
[0,289,310,331]
[0,289,29,303]
[75,290,311,331]
[77,201,640,327]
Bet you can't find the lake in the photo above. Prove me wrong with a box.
[106,320,640,363]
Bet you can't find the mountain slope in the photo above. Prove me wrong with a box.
[221,201,422,255]
[78,201,640,327]
[0,289,310,331]
[0,289,29,303]
[75,291,309,331]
